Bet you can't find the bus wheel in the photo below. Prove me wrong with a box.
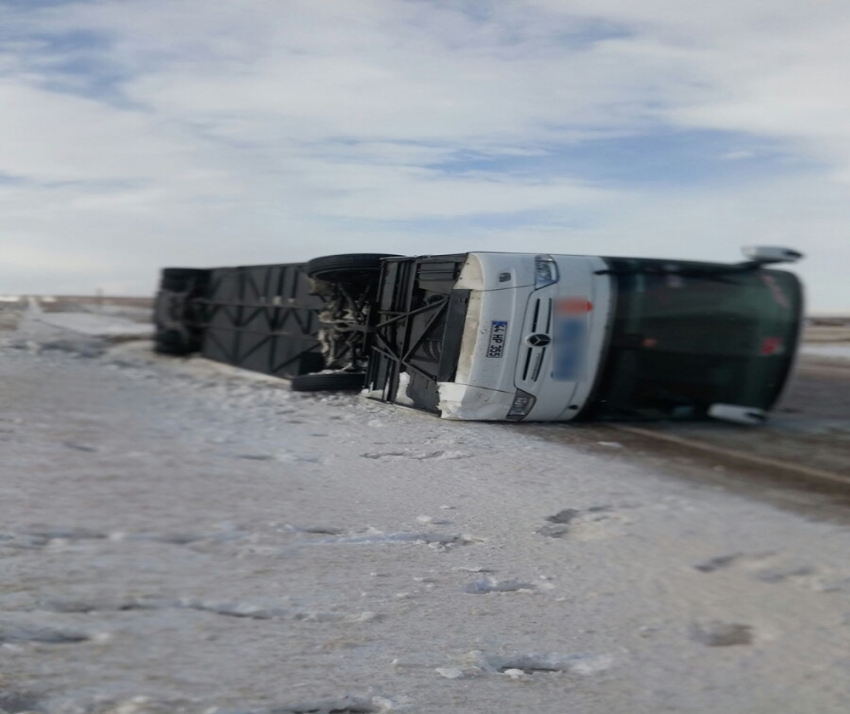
[290,372,365,392]
[154,329,195,355]
[305,254,396,284]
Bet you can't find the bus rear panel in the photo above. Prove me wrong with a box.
[364,254,471,413]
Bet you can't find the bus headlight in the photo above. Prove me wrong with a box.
[535,255,559,289]
[506,389,537,420]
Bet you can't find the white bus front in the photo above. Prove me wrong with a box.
[437,253,611,421]
[437,252,803,423]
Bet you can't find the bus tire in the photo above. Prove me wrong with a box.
[290,372,365,392]
[305,254,396,284]
[154,329,195,356]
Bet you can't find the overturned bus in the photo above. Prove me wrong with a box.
[154,247,804,425]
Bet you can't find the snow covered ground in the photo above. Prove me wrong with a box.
[2,313,850,713]
[23,297,153,339]
[802,343,850,360]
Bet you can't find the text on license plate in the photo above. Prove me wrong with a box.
[487,321,508,358]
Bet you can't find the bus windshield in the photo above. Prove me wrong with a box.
[586,259,803,420]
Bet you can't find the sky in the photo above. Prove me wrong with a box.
[1,0,849,310]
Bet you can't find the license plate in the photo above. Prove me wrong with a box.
[553,316,586,380]
[487,320,508,358]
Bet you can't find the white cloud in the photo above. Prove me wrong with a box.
[0,0,848,307]
[0,81,192,182]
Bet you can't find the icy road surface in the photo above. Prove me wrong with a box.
[2,331,850,711]
[802,343,850,360]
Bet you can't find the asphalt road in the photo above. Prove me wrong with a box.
[527,355,850,523]
[786,357,850,420]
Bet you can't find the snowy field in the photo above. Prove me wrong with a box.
[802,343,850,360]
[2,309,850,713]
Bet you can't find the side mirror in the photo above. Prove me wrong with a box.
[741,245,803,265]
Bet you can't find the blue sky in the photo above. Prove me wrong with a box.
[1,0,849,309]
[428,130,810,186]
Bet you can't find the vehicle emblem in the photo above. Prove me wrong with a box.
[526,333,551,347]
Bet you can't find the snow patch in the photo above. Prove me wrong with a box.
[309,529,476,548]
[394,371,415,406]
[435,667,465,679]
[0,622,91,644]
[361,449,470,461]
[33,312,152,339]
[502,668,528,680]
[94,696,386,714]
[537,506,621,539]
[260,696,381,713]
[802,343,850,360]
[39,336,107,358]
[462,650,614,675]
[689,621,754,647]
[276,450,323,463]
[462,577,535,594]
[122,598,381,624]
[284,524,346,536]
